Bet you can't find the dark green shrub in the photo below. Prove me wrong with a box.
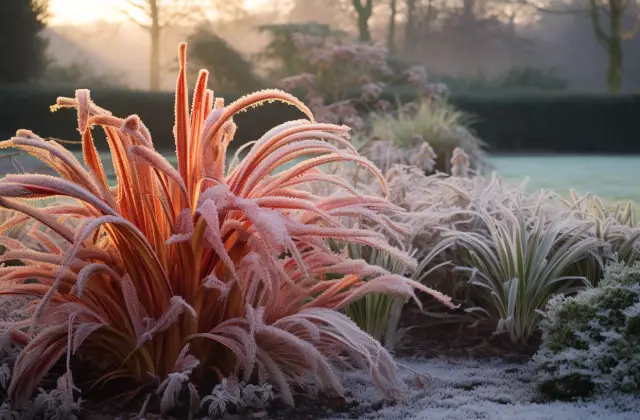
[533,261,640,398]
[254,22,346,81]
[184,26,266,92]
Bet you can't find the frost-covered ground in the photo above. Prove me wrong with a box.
[491,155,640,202]
[328,358,640,420]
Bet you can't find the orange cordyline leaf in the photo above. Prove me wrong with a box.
[0,43,453,410]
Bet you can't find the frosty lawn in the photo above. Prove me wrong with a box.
[320,358,640,420]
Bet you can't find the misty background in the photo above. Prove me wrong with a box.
[42,0,640,93]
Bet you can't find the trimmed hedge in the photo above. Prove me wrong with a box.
[448,92,640,154]
[0,86,306,152]
[1,85,639,153]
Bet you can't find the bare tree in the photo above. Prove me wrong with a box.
[588,0,640,92]
[403,0,447,54]
[512,0,640,92]
[353,0,375,41]
[388,0,398,52]
[120,0,201,90]
[403,0,417,52]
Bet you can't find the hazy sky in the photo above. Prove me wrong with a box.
[48,0,267,25]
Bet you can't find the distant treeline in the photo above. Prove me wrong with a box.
[0,86,638,155]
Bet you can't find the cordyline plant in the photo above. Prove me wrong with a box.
[0,43,454,414]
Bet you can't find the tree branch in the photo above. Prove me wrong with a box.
[118,7,151,30]
[125,0,150,14]
[159,1,202,28]
[352,0,373,14]
[589,0,611,48]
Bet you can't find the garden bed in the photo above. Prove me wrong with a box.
[63,356,640,419]
[300,357,640,420]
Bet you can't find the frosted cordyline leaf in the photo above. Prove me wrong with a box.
[31,213,167,326]
[138,296,196,348]
[122,115,153,148]
[0,136,101,198]
[173,344,200,374]
[73,263,121,297]
[0,249,84,271]
[71,322,104,354]
[119,274,147,342]
[0,197,75,242]
[203,273,231,300]
[166,208,195,245]
[0,174,116,216]
[250,306,346,402]
[128,145,189,200]
[195,199,239,280]
[28,230,64,255]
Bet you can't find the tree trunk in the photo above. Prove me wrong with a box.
[606,41,623,93]
[589,0,626,93]
[403,0,416,53]
[353,0,374,42]
[462,0,476,24]
[149,0,161,91]
[607,1,624,93]
[358,14,372,41]
[388,0,397,53]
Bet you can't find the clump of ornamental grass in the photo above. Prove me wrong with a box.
[0,43,454,417]
[343,243,450,352]
[365,99,489,174]
[438,201,605,344]
[558,190,640,284]
[561,190,638,229]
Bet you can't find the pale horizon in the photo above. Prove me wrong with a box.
[48,0,270,26]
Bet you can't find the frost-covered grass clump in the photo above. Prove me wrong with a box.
[533,261,640,398]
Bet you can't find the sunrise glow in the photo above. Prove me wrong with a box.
[48,0,269,25]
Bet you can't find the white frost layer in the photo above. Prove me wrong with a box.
[332,357,640,420]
